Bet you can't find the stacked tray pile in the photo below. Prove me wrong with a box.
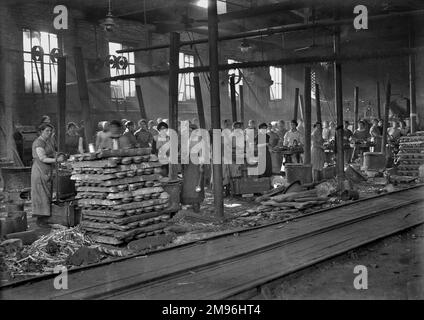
[69,149,171,245]
[396,132,424,177]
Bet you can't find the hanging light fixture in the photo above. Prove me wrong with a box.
[101,0,116,32]
[239,39,252,53]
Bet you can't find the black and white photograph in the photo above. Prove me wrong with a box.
[0,0,423,305]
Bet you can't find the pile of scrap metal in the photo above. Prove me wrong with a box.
[69,148,171,246]
[246,181,333,217]
[394,131,424,181]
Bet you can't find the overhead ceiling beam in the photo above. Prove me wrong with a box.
[116,9,424,53]
[86,46,423,84]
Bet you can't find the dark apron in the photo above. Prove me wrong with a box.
[31,138,54,217]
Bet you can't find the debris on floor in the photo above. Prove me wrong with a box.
[1,225,97,280]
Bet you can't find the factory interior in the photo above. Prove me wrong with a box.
[1,0,424,300]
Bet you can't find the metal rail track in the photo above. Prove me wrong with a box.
[92,195,424,299]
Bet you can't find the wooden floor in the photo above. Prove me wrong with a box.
[1,186,423,300]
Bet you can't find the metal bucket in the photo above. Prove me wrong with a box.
[162,179,182,214]
[285,164,312,185]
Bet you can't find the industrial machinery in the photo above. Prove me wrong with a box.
[13,125,38,166]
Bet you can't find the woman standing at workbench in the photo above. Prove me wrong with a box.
[31,123,65,227]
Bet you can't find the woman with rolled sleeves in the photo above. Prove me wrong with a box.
[31,123,65,227]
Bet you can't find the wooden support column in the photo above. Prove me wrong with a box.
[304,66,312,165]
[409,22,417,133]
[193,75,206,129]
[57,56,67,152]
[74,47,94,145]
[168,32,180,180]
[333,14,345,187]
[136,85,147,119]
[315,83,321,123]
[354,86,359,130]
[239,85,245,126]
[381,81,391,155]
[293,87,299,120]
[377,82,381,119]
[406,98,411,118]
[230,75,237,123]
[208,0,224,219]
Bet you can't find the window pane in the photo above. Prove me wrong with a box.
[23,53,32,62]
[32,31,41,47]
[109,42,122,54]
[23,29,31,52]
[50,34,58,50]
[270,66,282,100]
[228,59,241,97]
[51,64,58,93]
[40,32,49,52]
[24,62,32,93]
[23,29,58,94]
[179,53,195,101]
[130,81,136,97]
[179,52,184,68]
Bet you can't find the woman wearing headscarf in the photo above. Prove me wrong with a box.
[31,123,65,227]
[39,115,57,150]
[153,122,171,177]
[311,122,325,182]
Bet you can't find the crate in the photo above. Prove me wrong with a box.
[46,201,81,227]
[231,177,271,195]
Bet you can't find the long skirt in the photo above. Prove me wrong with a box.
[271,151,283,174]
[311,146,325,171]
[260,149,273,178]
[31,161,53,217]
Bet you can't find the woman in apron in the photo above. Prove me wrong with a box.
[31,123,65,227]
[181,124,205,212]
[256,123,273,178]
[311,122,325,182]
